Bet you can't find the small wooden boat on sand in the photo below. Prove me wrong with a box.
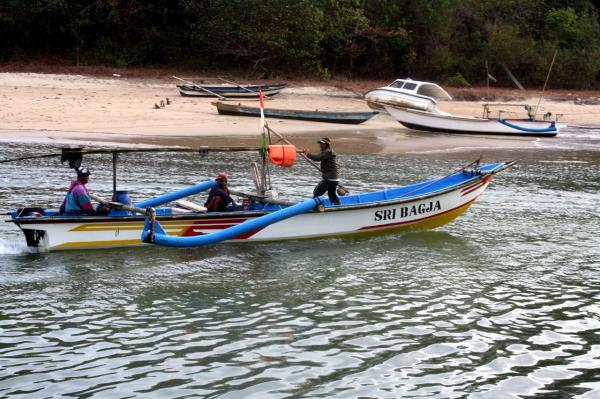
[177,83,287,98]
[215,102,378,124]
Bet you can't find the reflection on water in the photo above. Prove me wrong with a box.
[1,143,599,398]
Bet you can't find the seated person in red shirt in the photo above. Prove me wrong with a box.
[204,173,237,212]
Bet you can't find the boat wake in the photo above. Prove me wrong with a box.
[0,238,31,255]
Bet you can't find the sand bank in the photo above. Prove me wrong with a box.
[0,72,598,155]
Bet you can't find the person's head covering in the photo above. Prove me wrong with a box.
[317,137,332,147]
[216,172,228,182]
[77,166,90,178]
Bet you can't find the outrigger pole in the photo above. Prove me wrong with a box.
[0,145,262,164]
[217,76,256,94]
[172,75,226,99]
[0,145,262,201]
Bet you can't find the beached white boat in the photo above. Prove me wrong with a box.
[384,104,565,136]
[365,79,452,112]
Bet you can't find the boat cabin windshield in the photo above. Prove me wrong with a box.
[387,79,452,100]
[389,80,405,88]
[388,80,419,93]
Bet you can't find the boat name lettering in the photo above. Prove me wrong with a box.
[374,201,441,221]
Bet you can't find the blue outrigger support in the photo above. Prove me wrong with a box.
[497,118,557,133]
[141,197,322,248]
[134,180,216,208]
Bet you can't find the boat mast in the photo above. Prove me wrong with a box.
[112,152,118,199]
[258,89,272,195]
[533,50,558,121]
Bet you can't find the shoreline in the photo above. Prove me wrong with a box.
[0,72,598,157]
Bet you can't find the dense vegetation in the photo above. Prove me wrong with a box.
[1,0,599,88]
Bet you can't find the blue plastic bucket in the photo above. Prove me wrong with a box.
[113,191,132,205]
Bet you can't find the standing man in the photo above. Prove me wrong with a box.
[59,167,98,216]
[302,137,342,205]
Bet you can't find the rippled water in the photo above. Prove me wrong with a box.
[1,137,599,398]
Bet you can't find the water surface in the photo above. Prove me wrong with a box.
[1,137,599,398]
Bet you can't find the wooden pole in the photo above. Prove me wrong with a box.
[265,123,321,173]
[112,152,118,199]
[500,63,525,90]
[89,193,147,214]
[1,146,262,164]
[485,60,490,100]
[172,75,226,99]
[533,50,558,120]
[229,189,295,206]
[217,76,255,93]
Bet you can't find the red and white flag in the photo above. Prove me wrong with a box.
[259,88,265,129]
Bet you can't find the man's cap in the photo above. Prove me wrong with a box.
[317,137,331,145]
[216,172,228,182]
[77,167,90,177]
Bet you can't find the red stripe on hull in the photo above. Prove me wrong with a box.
[189,218,249,224]
[180,219,265,239]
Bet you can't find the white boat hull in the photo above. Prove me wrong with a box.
[13,176,494,251]
[365,88,438,112]
[384,106,564,136]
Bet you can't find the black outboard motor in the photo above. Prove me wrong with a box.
[15,207,46,247]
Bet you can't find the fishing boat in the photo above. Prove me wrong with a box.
[384,103,565,136]
[215,102,378,124]
[365,78,452,112]
[177,83,287,98]
[4,143,513,251]
[3,90,514,251]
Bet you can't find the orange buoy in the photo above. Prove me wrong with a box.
[267,144,297,167]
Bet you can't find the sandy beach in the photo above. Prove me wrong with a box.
[0,72,599,154]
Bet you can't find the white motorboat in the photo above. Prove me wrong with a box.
[365,79,452,112]
[384,104,566,137]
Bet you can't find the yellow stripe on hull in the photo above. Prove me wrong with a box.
[50,199,474,250]
[320,199,474,240]
[55,239,143,249]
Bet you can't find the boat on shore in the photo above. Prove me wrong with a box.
[177,83,287,98]
[4,147,513,251]
[384,104,565,136]
[215,101,378,124]
[365,79,452,112]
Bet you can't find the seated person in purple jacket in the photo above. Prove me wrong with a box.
[59,167,98,216]
[204,173,237,212]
